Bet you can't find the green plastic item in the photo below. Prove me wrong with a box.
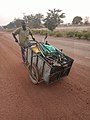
[39,43,58,55]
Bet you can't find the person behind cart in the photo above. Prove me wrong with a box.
[12,20,35,64]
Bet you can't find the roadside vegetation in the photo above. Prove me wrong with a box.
[4,26,90,40]
[31,29,90,40]
[2,8,90,40]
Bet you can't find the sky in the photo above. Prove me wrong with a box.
[0,0,90,26]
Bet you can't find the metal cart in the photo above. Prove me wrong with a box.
[25,39,74,84]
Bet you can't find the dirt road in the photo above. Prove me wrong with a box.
[0,31,90,120]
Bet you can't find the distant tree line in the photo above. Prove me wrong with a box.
[3,8,90,31]
[72,16,90,25]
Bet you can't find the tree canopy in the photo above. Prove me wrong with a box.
[23,13,43,28]
[84,16,90,25]
[4,11,90,29]
[43,8,65,31]
[72,16,82,25]
[3,18,23,29]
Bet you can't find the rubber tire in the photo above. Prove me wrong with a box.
[28,63,39,84]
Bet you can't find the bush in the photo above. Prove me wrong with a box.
[32,29,48,35]
[77,32,83,39]
[66,31,75,37]
[32,30,41,34]
[83,31,90,40]
[48,31,55,36]
[74,31,78,37]
[39,30,48,35]
[54,31,63,37]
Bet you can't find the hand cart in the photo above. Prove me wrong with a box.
[25,37,74,84]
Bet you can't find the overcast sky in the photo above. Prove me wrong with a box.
[0,0,90,26]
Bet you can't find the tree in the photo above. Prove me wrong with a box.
[3,18,23,29]
[43,8,65,31]
[23,13,43,28]
[35,14,44,28]
[84,16,90,25]
[3,22,15,29]
[72,16,82,25]
[14,18,23,27]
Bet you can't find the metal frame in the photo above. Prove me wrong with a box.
[26,43,74,84]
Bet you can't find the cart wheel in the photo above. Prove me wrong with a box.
[28,63,39,84]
